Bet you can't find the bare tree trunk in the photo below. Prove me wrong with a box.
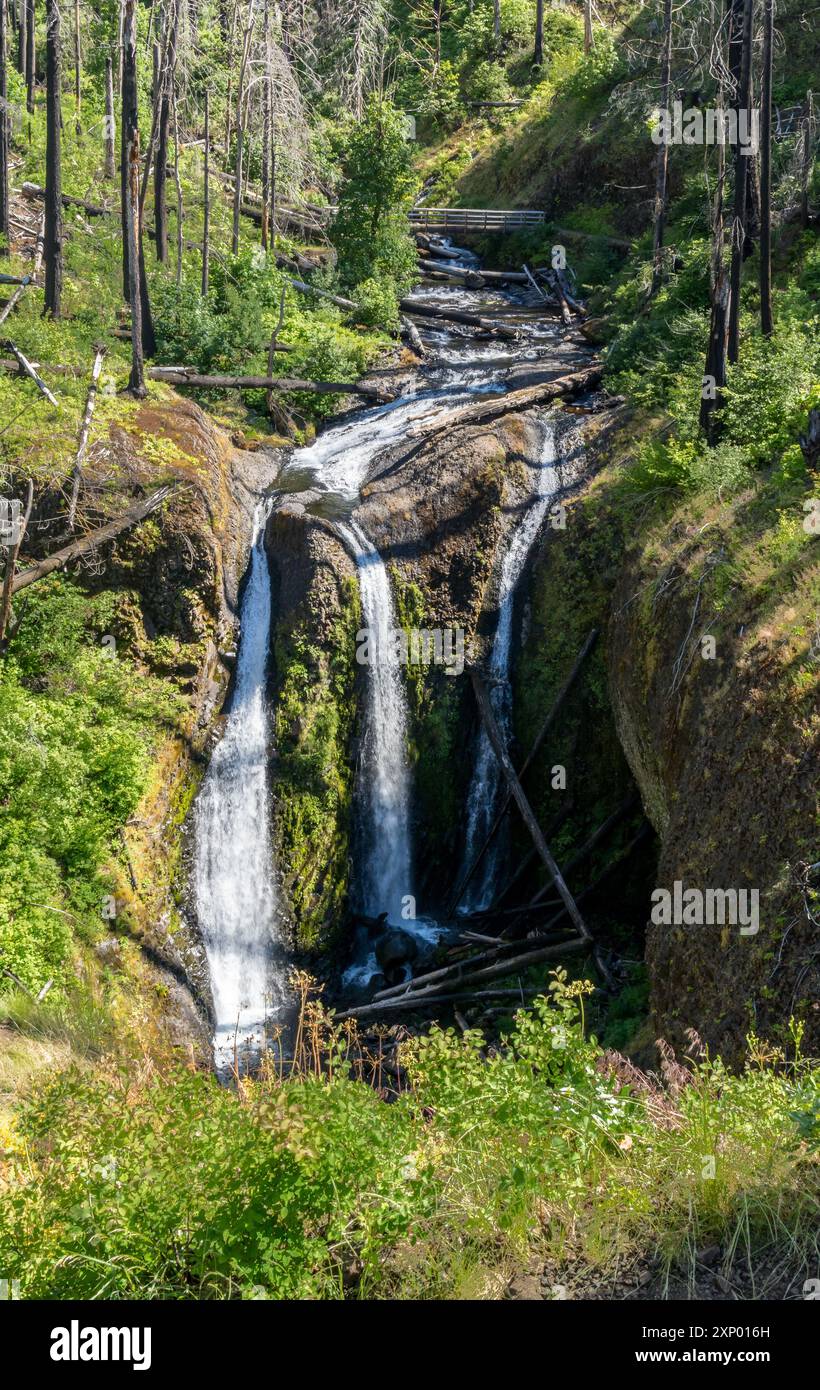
[24,0,34,115]
[154,0,179,262]
[16,0,25,77]
[0,0,10,243]
[72,0,80,133]
[269,140,276,245]
[760,0,773,336]
[124,0,145,396]
[801,91,814,229]
[701,74,729,443]
[104,54,115,177]
[492,0,499,49]
[116,0,123,94]
[534,0,543,65]
[231,2,255,255]
[650,0,673,294]
[583,0,593,53]
[260,0,270,249]
[43,0,62,318]
[201,87,209,295]
[67,345,104,529]
[171,76,182,284]
[727,0,753,364]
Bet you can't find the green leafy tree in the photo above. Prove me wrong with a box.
[331,96,418,327]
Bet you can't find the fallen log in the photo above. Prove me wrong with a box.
[399,296,520,341]
[11,486,179,596]
[447,630,598,916]
[20,181,112,217]
[2,340,59,406]
[336,936,588,1021]
[417,257,486,287]
[407,364,603,445]
[147,365,392,401]
[400,315,426,359]
[285,277,359,312]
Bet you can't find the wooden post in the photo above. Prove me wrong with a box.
[470,668,591,944]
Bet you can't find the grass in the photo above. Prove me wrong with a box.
[0,970,817,1300]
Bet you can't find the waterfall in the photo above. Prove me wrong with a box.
[336,519,414,924]
[460,416,561,911]
[193,500,286,1068]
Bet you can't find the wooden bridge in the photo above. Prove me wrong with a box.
[409,206,546,233]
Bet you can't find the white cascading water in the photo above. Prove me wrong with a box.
[335,518,414,923]
[193,500,286,1068]
[460,417,561,911]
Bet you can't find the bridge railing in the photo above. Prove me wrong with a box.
[409,207,545,232]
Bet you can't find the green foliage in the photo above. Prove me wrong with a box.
[2,977,817,1300]
[331,97,419,326]
[0,581,182,993]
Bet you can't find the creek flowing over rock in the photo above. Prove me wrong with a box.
[193,501,287,1069]
[460,420,561,911]
[194,254,594,1058]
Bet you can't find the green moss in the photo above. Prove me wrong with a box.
[272,577,361,950]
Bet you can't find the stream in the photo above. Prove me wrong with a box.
[193,251,591,1068]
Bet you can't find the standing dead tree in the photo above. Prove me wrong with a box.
[727,0,754,364]
[43,0,63,318]
[759,0,774,335]
[201,88,210,294]
[104,55,116,177]
[123,0,148,394]
[231,0,257,255]
[650,0,673,294]
[0,0,10,244]
[154,0,179,262]
[66,345,105,529]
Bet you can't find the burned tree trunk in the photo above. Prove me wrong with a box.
[154,0,178,262]
[760,0,774,336]
[43,0,63,318]
[72,0,80,134]
[103,54,115,178]
[16,0,25,77]
[650,0,673,294]
[534,0,543,66]
[727,0,754,364]
[123,0,151,390]
[260,0,270,248]
[24,0,33,114]
[201,88,210,295]
[0,0,10,244]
